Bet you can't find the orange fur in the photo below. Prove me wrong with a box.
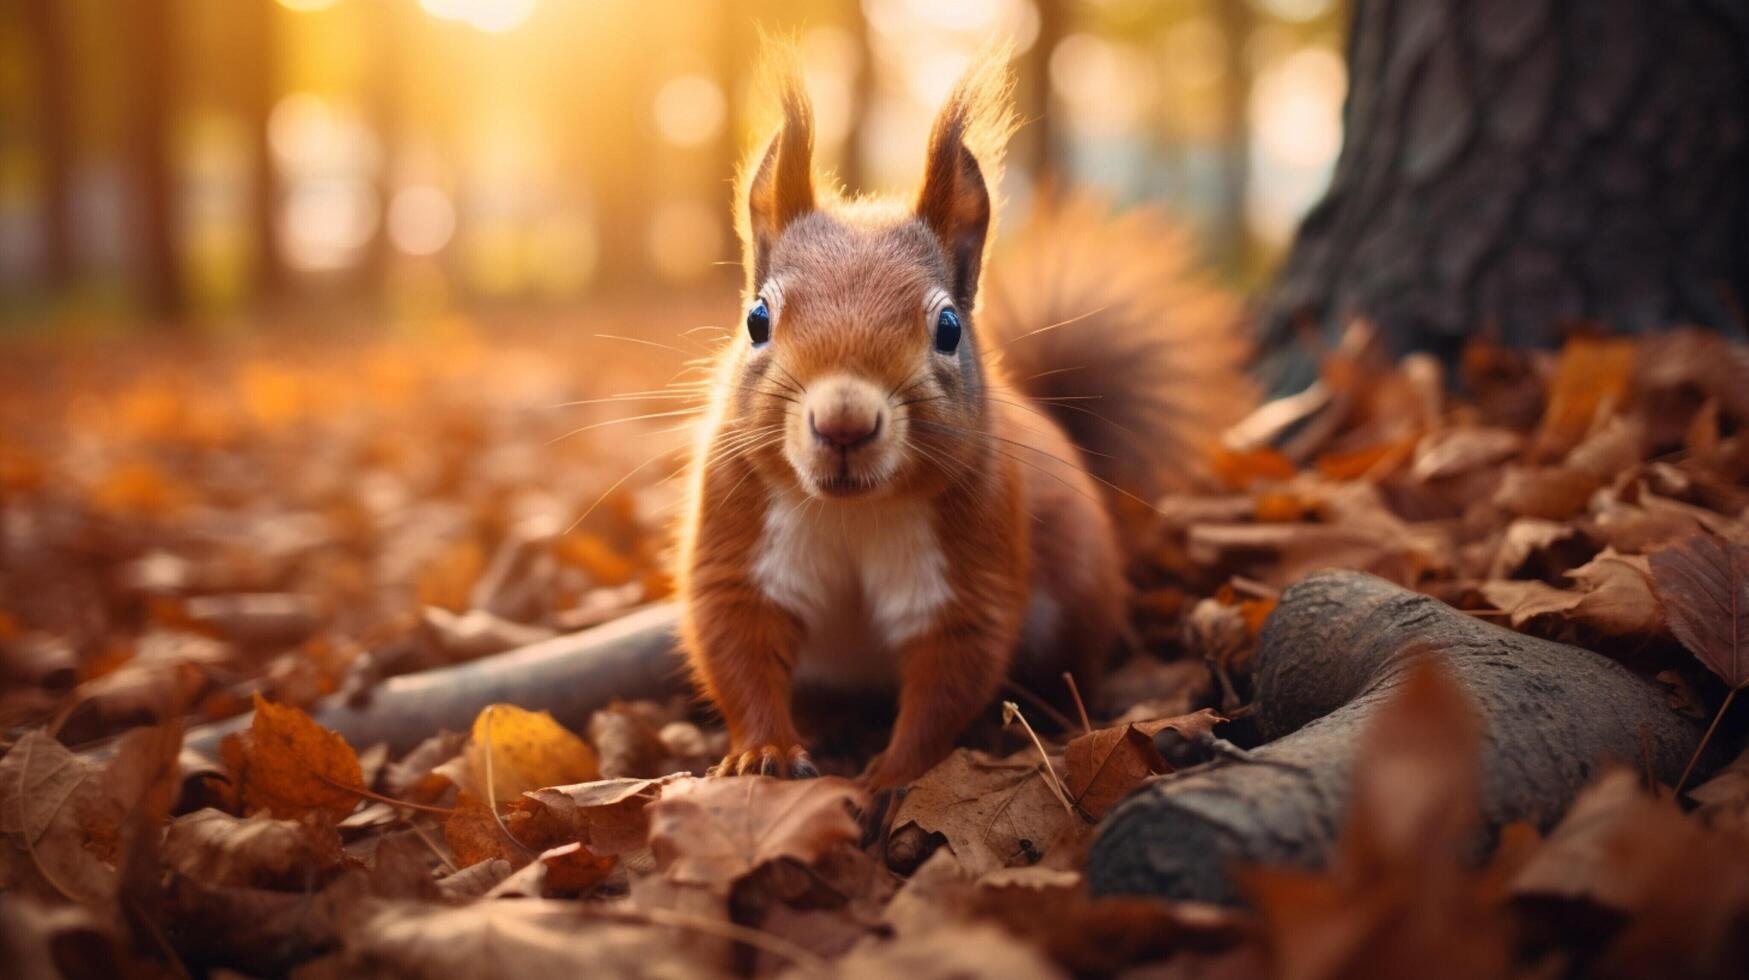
[678,47,1237,789]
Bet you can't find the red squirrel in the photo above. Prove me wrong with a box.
[678,50,1250,789]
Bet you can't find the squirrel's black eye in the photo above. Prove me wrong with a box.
[934,307,962,354]
[746,299,771,347]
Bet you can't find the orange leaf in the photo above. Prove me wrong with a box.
[1533,337,1635,459]
[220,693,363,820]
[1209,446,1296,491]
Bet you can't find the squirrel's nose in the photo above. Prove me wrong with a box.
[809,408,882,450]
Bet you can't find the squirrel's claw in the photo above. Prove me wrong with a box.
[711,744,819,780]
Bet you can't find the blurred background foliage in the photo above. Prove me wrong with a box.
[0,0,1348,331]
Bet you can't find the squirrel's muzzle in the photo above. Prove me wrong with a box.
[803,377,886,453]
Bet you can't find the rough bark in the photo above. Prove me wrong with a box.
[1261,0,1749,387]
[1085,571,1707,905]
[170,603,686,761]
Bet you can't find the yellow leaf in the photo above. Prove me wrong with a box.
[464,704,599,805]
[220,693,363,820]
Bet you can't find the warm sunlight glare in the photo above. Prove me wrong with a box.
[419,0,539,34]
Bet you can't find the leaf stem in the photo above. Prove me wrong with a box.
[1062,672,1093,735]
[1001,701,1081,823]
[1677,684,1741,796]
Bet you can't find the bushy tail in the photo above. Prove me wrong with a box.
[980,198,1256,499]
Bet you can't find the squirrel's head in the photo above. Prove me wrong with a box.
[722,48,1016,501]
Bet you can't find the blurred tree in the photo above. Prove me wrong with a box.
[24,0,73,288]
[240,0,285,302]
[128,0,182,319]
[1261,0,1749,383]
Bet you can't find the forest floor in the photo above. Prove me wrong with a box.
[2,316,1748,978]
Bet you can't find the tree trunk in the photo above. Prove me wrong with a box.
[240,0,284,304]
[24,0,75,289]
[1260,0,1749,383]
[129,0,182,321]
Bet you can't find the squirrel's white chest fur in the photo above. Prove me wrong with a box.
[750,493,951,686]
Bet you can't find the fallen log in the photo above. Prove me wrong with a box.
[178,602,687,760]
[1085,570,1707,905]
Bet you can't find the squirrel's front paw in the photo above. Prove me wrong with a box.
[710,744,820,779]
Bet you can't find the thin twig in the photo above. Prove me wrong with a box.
[1677,685,1740,796]
[1062,672,1093,735]
[1000,701,1080,822]
[313,771,455,815]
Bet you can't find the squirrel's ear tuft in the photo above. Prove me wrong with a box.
[739,49,816,289]
[917,47,1017,310]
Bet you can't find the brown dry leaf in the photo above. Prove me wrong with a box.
[833,924,1065,980]
[516,775,673,856]
[1488,517,1577,579]
[1688,744,1749,828]
[1648,533,1749,688]
[0,894,126,979]
[1565,414,1644,483]
[1479,579,1585,628]
[0,731,118,904]
[1492,464,1600,520]
[332,899,715,980]
[444,788,528,868]
[1064,709,1224,818]
[646,775,865,893]
[462,703,599,803]
[381,729,466,802]
[892,749,1082,876]
[1533,336,1636,459]
[435,858,514,900]
[588,701,670,778]
[1564,549,1663,636]
[1411,426,1523,482]
[220,693,363,820]
[162,808,344,889]
[1512,769,1691,912]
[1481,549,1660,635]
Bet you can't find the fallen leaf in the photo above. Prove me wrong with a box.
[1209,445,1297,490]
[1411,427,1523,481]
[647,775,865,893]
[444,789,528,868]
[462,703,599,804]
[1063,709,1224,818]
[1479,579,1585,628]
[0,731,118,903]
[162,808,344,889]
[332,899,711,979]
[832,923,1064,980]
[1648,533,1749,688]
[1534,336,1636,460]
[588,701,671,778]
[1492,464,1600,520]
[515,775,673,856]
[892,749,1081,876]
[435,858,514,899]
[220,693,363,820]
